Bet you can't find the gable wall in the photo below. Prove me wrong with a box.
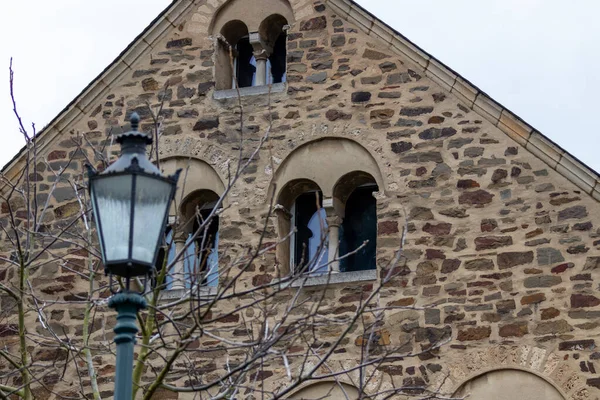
[2,0,600,398]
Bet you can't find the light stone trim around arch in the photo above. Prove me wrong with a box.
[160,156,226,208]
[188,0,311,36]
[208,0,295,34]
[158,135,231,178]
[158,150,228,215]
[433,345,591,400]
[267,135,389,206]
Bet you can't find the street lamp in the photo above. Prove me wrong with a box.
[87,112,180,400]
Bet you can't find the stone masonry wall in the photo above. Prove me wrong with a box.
[1,0,600,399]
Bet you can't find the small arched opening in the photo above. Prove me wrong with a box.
[216,20,251,90]
[333,171,379,273]
[259,14,288,84]
[276,179,328,275]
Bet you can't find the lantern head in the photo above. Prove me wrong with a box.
[88,113,180,284]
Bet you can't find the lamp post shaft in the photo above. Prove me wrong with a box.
[109,292,147,400]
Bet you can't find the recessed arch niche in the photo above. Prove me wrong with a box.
[270,138,385,202]
[454,369,565,400]
[210,0,294,34]
[160,157,225,215]
[287,381,361,400]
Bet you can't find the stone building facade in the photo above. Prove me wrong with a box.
[1,0,600,399]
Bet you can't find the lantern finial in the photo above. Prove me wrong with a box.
[130,112,140,131]
[116,112,151,145]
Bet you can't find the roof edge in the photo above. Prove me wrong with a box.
[4,0,600,202]
[326,0,600,202]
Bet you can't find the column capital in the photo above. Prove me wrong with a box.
[274,204,292,220]
[323,197,343,227]
[326,214,343,228]
[173,232,188,243]
[249,31,272,58]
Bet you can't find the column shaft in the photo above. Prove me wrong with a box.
[171,238,187,290]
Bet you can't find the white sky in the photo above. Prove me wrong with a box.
[1,0,599,172]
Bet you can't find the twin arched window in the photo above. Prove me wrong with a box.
[216,15,288,90]
[281,173,379,276]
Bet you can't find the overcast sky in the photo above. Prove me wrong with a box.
[1,0,598,172]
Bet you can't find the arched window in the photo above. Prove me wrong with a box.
[271,139,385,278]
[334,172,379,272]
[156,158,225,291]
[260,14,288,84]
[268,32,287,84]
[216,20,250,90]
[275,179,329,275]
[339,185,378,272]
[293,191,328,274]
[180,190,220,288]
[234,36,256,88]
[155,191,220,290]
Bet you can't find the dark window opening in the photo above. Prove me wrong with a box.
[339,186,377,272]
[294,191,328,274]
[154,227,174,290]
[153,208,219,290]
[188,209,219,287]
[268,32,287,84]
[235,37,256,88]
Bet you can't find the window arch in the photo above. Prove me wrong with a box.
[270,138,384,201]
[454,369,565,400]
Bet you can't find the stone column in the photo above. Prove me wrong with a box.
[253,51,269,86]
[274,206,293,275]
[324,198,343,273]
[171,234,188,290]
[249,32,271,86]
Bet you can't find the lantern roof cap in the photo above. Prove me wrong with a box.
[97,112,160,176]
[116,112,152,145]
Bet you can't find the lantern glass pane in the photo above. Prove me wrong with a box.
[92,174,133,262]
[132,175,173,264]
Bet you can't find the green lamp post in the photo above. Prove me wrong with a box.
[87,113,180,399]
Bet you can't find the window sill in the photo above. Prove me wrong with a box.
[158,286,217,301]
[154,270,377,300]
[213,82,286,100]
[288,269,377,288]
